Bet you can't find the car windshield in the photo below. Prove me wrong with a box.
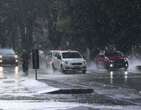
[0,49,15,55]
[62,52,82,58]
[105,52,123,57]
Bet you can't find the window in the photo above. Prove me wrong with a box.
[105,51,123,57]
[62,52,82,58]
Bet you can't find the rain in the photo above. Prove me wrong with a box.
[0,0,141,110]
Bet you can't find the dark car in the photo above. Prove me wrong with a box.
[0,48,18,66]
[95,51,128,71]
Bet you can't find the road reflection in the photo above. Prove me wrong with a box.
[0,66,19,80]
[109,71,128,84]
[14,66,19,80]
[124,71,128,83]
[0,67,4,79]
[110,71,113,84]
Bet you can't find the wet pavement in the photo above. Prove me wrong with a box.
[37,69,141,105]
[88,70,141,92]
[0,100,141,110]
[0,66,141,109]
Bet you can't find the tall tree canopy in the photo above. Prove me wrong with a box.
[0,0,141,57]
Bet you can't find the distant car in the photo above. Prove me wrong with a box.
[95,51,128,71]
[0,48,18,66]
[46,50,87,73]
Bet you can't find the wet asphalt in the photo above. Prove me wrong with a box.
[0,66,141,93]
[88,70,141,92]
[1,66,141,106]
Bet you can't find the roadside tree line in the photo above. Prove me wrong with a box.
[0,0,141,59]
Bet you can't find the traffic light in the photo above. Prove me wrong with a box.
[32,49,39,69]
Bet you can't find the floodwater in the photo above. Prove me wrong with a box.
[92,70,141,92]
[0,65,141,109]
[0,66,20,80]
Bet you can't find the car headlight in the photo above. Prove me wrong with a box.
[15,55,18,58]
[0,60,2,63]
[124,57,128,62]
[110,64,113,67]
[0,55,2,59]
[125,63,128,67]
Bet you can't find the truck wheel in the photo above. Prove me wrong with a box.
[82,70,86,74]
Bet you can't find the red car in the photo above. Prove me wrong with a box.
[95,51,128,71]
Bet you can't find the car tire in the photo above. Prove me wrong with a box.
[60,65,66,74]
[82,70,86,74]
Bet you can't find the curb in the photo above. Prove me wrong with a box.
[46,88,94,94]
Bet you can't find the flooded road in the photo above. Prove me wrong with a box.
[1,65,141,94]
[0,66,141,109]
[0,66,20,80]
[90,70,141,92]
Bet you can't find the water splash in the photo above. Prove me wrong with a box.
[128,56,141,72]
